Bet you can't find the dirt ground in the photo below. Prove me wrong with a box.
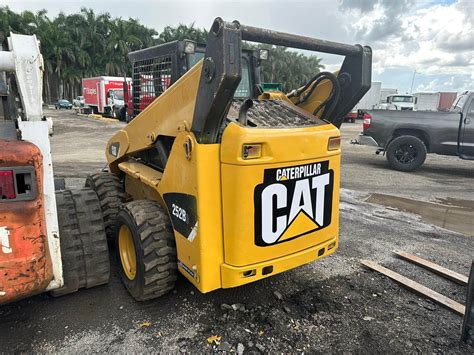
[1,109,473,353]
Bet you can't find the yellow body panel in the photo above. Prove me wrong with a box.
[258,91,293,103]
[156,133,225,292]
[221,237,337,288]
[220,123,340,266]
[119,162,162,202]
[106,56,342,293]
[117,119,340,293]
[106,61,203,173]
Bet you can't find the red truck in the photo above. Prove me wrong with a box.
[82,76,132,119]
[125,74,171,120]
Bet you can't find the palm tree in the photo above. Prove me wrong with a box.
[0,8,324,102]
[159,22,208,43]
[105,18,142,76]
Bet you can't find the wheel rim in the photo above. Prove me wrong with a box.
[118,225,137,280]
[394,143,418,164]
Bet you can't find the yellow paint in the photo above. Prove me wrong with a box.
[258,91,293,103]
[278,211,319,242]
[157,132,224,293]
[220,122,340,267]
[288,72,338,119]
[118,225,137,280]
[220,237,337,288]
[106,61,203,174]
[105,55,342,294]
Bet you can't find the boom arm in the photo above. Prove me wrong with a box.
[106,18,372,171]
[239,23,372,128]
[0,33,44,122]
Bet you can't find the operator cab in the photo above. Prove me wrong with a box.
[126,40,266,120]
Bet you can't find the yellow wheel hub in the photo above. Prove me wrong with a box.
[118,225,137,280]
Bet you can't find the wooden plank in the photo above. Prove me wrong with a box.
[361,259,465,316]
[394,250,468,286]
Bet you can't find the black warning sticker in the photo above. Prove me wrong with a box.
[163,193,198,241]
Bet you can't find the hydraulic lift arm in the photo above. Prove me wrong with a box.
[106,18,372,172]
[238,24,372,128]
[0,33,44,122]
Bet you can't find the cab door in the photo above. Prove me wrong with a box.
[458,96,474,159]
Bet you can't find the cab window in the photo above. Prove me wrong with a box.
[187,53,251,98]
[188,52,205,69]
[234,58,251,98]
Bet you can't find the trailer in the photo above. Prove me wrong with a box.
[344,81,381,122]
[380,88,398,104]
[414,92,440,111]
[82,76,132,119]
[356,81,381,110]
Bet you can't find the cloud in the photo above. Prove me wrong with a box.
[4,0,472,93]
[339,0,473,91]
[339,0,377,12]
[416,74,473,93]
[415,79,440,92]
[340,0,413,42]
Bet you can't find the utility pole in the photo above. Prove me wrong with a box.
[410,69,416,94]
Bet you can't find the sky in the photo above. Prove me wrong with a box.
[3,0,473,94]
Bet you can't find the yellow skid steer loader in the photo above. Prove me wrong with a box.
[87,18,372,301]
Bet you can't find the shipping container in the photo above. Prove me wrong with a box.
[438,92,457,111]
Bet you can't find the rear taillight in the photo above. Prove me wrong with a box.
[0,170,16,199]
[363,113,372,131]
[328,136,341,151]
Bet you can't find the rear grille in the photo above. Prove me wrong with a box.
[132,55,172,117]
[227,100,325,128]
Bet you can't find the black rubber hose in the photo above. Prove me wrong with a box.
[238,99,254,126]
[312,73,341,120]
[299,74,334,105]
[290,71,336,102]
[292,71,341,121]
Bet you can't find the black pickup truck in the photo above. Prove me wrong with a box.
[358,91,474,171]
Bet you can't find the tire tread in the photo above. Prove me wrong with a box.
[118,200,177,301]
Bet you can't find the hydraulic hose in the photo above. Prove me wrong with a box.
[289,71,341,121]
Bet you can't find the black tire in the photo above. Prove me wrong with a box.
[71,189,110,288]
[350,118,356,123]
[118,107,126,122]
[111,107,118,119]
[52,189,84,295]
[85,172,126,239]
[115,200,177,301]
[51,188,110,296]
[386,135,427,172]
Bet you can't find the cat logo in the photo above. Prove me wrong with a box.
[254,161,333,246]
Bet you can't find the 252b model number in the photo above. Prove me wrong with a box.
[172,204,187,223]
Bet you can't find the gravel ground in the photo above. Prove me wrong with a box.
[0,110,472,353]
